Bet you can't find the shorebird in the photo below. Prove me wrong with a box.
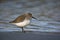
[9,13,37,32]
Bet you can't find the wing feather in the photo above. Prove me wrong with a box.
[9,14,25,23]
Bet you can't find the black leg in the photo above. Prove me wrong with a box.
[21,27,24,32]
[20,27,27,33]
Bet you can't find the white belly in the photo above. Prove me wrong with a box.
[12,20,30,27]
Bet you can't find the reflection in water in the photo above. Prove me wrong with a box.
[0,0,60,32]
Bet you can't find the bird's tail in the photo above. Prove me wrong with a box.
[9,21,12,23]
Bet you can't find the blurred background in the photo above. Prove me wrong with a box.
[0,0,60,32]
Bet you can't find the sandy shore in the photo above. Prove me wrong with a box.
[0,31,60,40]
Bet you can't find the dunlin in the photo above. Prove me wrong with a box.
[9,13,37,32]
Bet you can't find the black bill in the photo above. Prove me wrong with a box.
[32,16,38,20]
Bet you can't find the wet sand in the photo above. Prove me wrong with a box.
[0,31,60,40]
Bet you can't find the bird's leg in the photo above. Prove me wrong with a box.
[21,27,26,33]
[21,27,24,32]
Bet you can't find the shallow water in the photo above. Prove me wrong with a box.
[0,0,60,32]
